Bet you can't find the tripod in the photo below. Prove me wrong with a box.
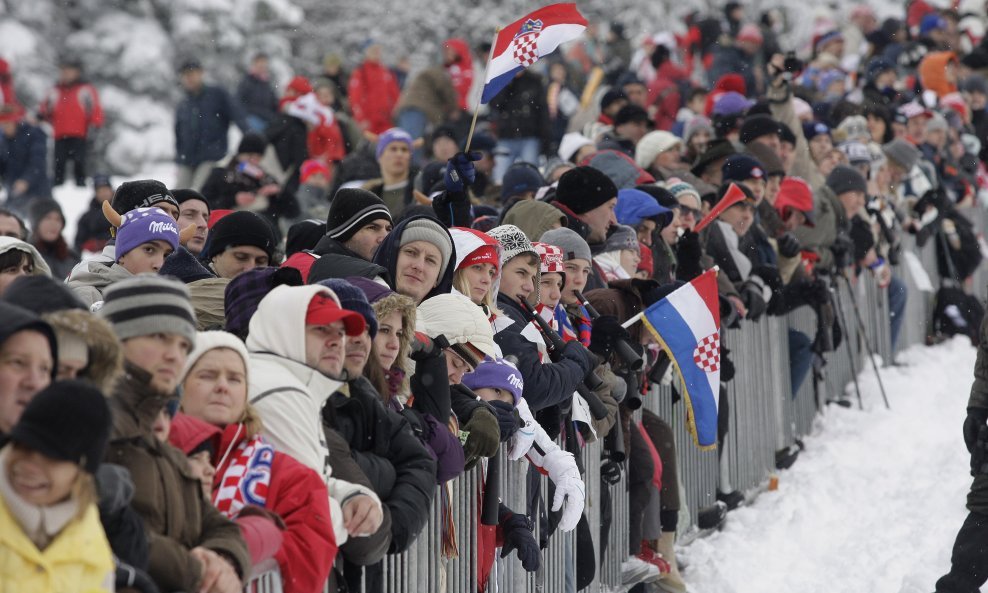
[827,273,863,410]
[839,272,892,410]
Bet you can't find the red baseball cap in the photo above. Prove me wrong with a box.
[775,177,816,227]
[305,293,366,336]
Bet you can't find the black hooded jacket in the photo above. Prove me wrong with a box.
[323,377,436,554]
[372,215,456,301]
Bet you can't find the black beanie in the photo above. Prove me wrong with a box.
[286,219,327,257]
[2,275,85,315]
[172,188,211,213]
[28,198,64,231]
[555,166,618,214]
[238,132,268,155]
[0,301,57,377]
[9,380,111,473]
[206,210,277,260]
[326,188,393,243]
[739,115,781,145]
[111,179,179,215]
[826,165,868,196]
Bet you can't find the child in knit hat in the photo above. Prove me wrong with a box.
[114,207,182,275]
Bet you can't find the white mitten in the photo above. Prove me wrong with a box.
[543,449,585,532]
[508,398,538,461]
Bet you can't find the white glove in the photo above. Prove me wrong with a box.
[543,449,585,532]
[508,398,537,461]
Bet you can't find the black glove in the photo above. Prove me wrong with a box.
[830,235,854,269]
[777,232,802,258]
[741,280,768,320]
[600,457,623,485]
[675,230,704,280]
[444,151,481,193]
[500,512,541,571]
[964,408,988,453]
[489,400,522,442]
[409,333,452,421]
[588,315,631,358]
[751,265,783,291]
[560,339,597,375]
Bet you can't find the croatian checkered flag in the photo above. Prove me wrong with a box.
[640,269,722,449]
[480,4,588,103]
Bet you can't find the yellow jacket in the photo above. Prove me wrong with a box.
[0,496,114,593]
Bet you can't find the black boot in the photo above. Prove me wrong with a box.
[935,511,988,592]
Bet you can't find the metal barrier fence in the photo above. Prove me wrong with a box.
[244,231,954,593]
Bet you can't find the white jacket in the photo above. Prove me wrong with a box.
[247,284,381,545]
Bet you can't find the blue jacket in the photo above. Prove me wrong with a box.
[0,122,51,198]
[174,85,247,166]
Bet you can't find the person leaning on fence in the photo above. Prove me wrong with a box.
[97,276,250,593]
[346,276,467,484]
[316,279,438,593]
[487,225,598,414]
[245,283,384,549]
[171,330,336,593]
[372,214,456,306]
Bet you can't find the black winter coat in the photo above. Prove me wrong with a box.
[75,198,111,252]
[236,73,278,125]
[489,70,551,147]
[324,377,436,554]
[493,293,596,412]
[174,85,247,167]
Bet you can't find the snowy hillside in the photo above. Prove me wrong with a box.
[0,0,948,177]
[680,339,975,593]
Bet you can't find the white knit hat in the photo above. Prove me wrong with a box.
[558,132,595,163]
[635,130,682,169]
[180,330,250,385]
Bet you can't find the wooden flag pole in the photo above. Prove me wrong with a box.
[464,27,501,153]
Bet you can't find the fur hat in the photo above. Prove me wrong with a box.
[42,309,123,394]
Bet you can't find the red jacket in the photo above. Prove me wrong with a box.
[347,61,400,134]
[169,414,337,593]
[444,38,474,111]
[307,119,346,164]
[39,81,104,139]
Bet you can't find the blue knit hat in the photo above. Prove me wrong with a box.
[721,154,765,183]
[462,356,524,405]
[318,278,378,338]
[616,188,671,227]
[376,127,414,160]
[115,207,179,261]
[501,163,544,199]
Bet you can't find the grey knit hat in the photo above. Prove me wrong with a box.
[98,276,197,347]
[825,165,868,196]
[603,224,639,253]
[399,218,453,282]
[882,139,920,172]
[540,227,592,262]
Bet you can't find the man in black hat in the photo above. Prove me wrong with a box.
[174,59,249,190]
[204,210,277,279]
[311,188,394,262]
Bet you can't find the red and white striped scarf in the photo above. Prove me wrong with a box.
[212,432,275,518]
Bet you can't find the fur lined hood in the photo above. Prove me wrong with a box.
[42,308,123,394]
[370,291,417,372]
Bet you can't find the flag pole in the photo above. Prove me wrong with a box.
[465,27,501,153]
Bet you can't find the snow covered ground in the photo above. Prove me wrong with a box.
[679,339,978,593]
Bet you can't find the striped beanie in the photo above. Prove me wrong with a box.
[98,276,197,347]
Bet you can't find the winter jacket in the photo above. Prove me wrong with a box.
[39,81,104,139]
[489,70,551,146]
[175,85,247,167]
[200,157,278,211]
[246,284,382,547]
[444,38,474,111]
[236,72,279,125]
[325,377,436,554]
[492,293,596,412]
[0,453,115,593]
[396,66,459,126]
[169,416,337,593]
[918,51,958,98]
[66,260,132,308]
[95,463,149,571]
[33,239,80,281]
[75,198,113,253]
[0,121,51,199]
[348,61,401,135]
[791,184,839,271]
[708,47,758,98]
[373,215,456,302]
[105,364,250,593]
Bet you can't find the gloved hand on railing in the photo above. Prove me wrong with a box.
[589,315,631,359]
[776,232,802,258]
[500,511,541,571]
[741,276,769,320]
[600,456,623,485]
[543,449,586,531]
[459,400,500,470]
[489,400,522,442]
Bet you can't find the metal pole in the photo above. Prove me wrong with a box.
[841,274,892,410]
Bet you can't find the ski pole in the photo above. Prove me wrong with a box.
[830,275,863,410]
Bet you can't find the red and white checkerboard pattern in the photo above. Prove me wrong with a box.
[512,32,540,67]
[693,331,720,373]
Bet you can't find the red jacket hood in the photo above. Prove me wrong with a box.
[168,412,223,455]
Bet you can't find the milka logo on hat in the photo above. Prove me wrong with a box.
[507,371,523,391]
[149,220,178,234]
